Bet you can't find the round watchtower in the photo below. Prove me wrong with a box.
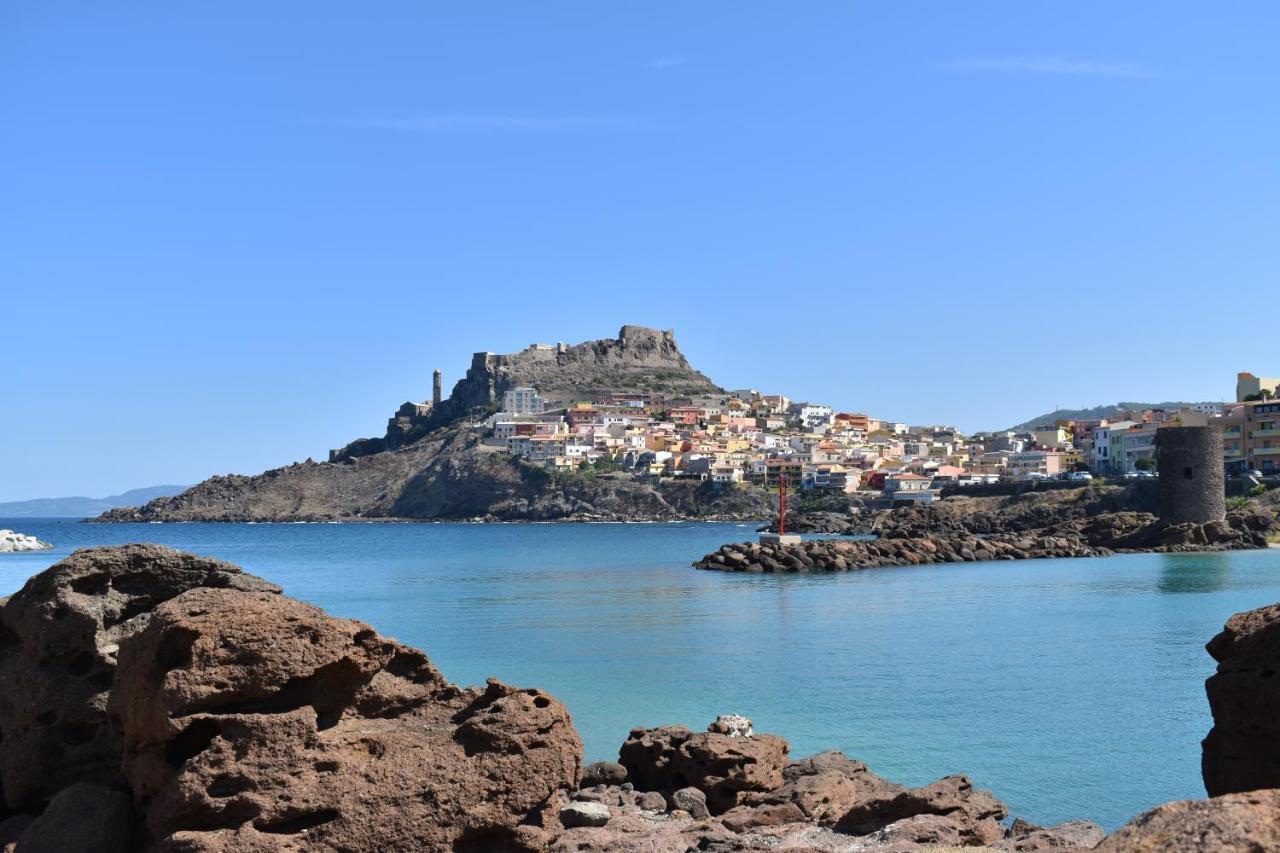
[1156,425,1225,524]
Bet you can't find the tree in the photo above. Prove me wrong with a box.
[1135,457,1156,472]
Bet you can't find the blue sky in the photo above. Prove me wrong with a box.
[2,2,1278,501]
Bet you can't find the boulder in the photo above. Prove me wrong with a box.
[856,812,967,847]
[581,760,627,788]
[1095,789,1280,852]
[669,786,710,819]
[0,531,50,553]
[0,544,280,811]
[618,723,789,813]
[996,817,1106,850]
[707,713,754,738]
[13,782,133,853]
[720,801,805,832]
[636,790,666,811]
[559,801,611,828]
[1202,601,1280,796]
[743,750,907,828]
[109,584,582,850]
[835,773,1008,844]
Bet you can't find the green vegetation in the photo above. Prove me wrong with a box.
[591,456,621,474]
[1135,458,1156,471]
[1226,495,1251,511]
[553,465,599,488]
[1250,483,1267,497]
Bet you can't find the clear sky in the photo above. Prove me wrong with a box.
[3,2,1278,501]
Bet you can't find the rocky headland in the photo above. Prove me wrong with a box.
[1,544,1278,851]
[0,530,51,553]
[95,327,774,524]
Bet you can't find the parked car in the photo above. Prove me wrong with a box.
[1069,471,1093,482]
[1245,469,1264,478]
[1124,471,1141,479]
[1137,470,1155,478]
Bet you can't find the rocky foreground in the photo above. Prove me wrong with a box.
[0,530,50,553]
[699,509,1275,573]
[1,545,1278,851]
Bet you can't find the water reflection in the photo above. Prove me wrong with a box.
[1157,552,1231,594]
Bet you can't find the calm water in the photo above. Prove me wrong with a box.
[3,518,1278,830]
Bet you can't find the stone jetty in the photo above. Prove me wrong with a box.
[694,532,1111,573]
[696,508,1275,574]
[0,529,50,553]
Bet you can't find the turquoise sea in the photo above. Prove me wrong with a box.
[3,518,1278,831]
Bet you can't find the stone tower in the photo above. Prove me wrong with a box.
[1156,425,1226,524]
[432,369,442,407]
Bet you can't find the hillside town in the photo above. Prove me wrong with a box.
[471,370,1280,506]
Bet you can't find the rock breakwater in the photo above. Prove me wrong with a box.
[0,530,50,553]
[697,510,1274,573]
[696,533,1112,573]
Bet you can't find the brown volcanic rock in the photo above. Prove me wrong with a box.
[618,724,789,814]
[744,751,908,827]
[1202,601,1280,796]
[1095,789,1280,852]
[109,586,581,851]
[0,545,279,812]
[14,782,134,853]
[835,774,1008,845]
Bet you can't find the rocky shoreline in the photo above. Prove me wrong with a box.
[698,509,1275,573]
[0,530,51,553]
[1,544,1278,851]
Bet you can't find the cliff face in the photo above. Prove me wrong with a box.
[97,428,771,522]
[422,325,717,427]
[332,325,720,459]
[97,326,750,523]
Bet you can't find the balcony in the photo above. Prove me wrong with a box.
[1252,428,1280,438]
[1253,446,1280,456]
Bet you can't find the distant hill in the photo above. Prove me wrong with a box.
[1005,402,1209,433]
[0,485,190,518]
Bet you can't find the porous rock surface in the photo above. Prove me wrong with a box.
[0,544,280,811]
[111,588,581,850]
[618,723,790,813]
[548,729,1099,852]
[1201,600,1280,797]
[0,545,582,852]
[1094,789,1280,852]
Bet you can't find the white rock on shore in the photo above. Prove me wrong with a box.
[0,530,51,553]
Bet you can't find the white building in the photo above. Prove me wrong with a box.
[502,387,542,415]
[792,403,835,429]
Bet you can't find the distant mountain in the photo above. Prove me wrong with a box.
[1005,402,1210,434]
[0,485,190,518]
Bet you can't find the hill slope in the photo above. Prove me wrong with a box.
[96,327,765,523]
[1004,402,1211,433]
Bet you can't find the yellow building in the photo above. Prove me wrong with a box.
[1032,426,1071,448]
